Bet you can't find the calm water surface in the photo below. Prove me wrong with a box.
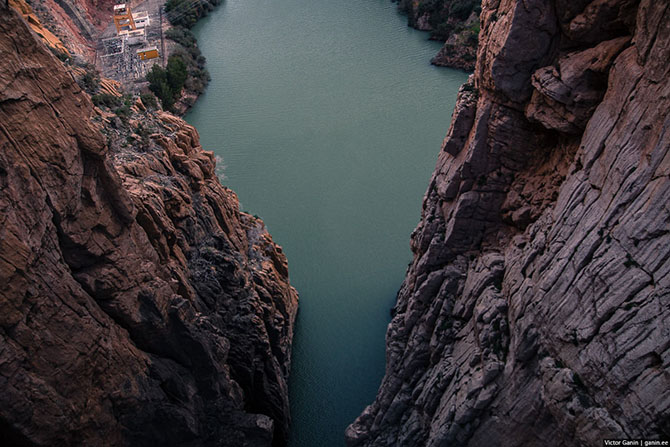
[185,0,468,444]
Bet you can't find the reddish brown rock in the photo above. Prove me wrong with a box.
[441,77,478,156]
[0,8,297,447]
[525,36,630,133]
[431,38,478,71]
[348,0,669,445]
[564,0,638,45]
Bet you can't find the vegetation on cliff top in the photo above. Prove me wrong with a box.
[144,28,210,112]
[146,54,188,111]
[141,0,216,113]
[165,0,222,28]
[165,27,211,96]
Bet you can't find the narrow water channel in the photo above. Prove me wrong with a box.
[185,0,468,444]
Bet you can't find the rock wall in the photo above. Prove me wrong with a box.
[0,8,297,447]
[347,0,669,445]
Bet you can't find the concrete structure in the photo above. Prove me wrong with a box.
[136,46,159,60]
[123,28,145,46]
[99,0,166,86]
[132,10,150,29]
[113,3,136,34]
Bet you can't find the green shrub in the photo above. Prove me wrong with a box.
[147,64,172,110]
[165,27,198,48]
[50,46,71,64]
[140,93,158,109]
[91,93,122,109]
[165,0,222,28]
[166,54,188,94]
[165,28,211,98]
[78,65,100,94]
[114,98,132,121]
[145,54,190,111]
[157,79,175,110]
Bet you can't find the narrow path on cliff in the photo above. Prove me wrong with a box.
[184,0,468,444]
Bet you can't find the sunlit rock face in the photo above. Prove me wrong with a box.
[347,0,670,445]
[0,9,297,447]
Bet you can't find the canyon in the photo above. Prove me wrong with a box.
[1,0,668,445]
[347,0,670,445]
[183,0,468,445]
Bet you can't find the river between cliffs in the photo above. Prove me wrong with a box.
[185,0,467,444]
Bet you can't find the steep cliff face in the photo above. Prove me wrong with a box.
[0,9,297,447]
[348,0,669,445]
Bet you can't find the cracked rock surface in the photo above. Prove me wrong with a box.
[347,0,669,445]
[0,9,297,447]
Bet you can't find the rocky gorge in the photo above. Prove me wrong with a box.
[2,0,669,445]
[347,0,669,445]
[0,6,297,446]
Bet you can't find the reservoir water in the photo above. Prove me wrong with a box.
[184,0,468,444]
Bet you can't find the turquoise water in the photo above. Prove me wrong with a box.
[185,0,467,444]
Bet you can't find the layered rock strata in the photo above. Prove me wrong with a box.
[348,0,669,445]
[8,0,69,54]
[0,9,297,447]
[19,0,113,59]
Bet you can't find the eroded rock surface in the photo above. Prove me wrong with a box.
[347,0,669,445]
[396,0,480,70]
[0,9,297,447]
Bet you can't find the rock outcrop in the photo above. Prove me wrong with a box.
[348,0,669,445]
[20,0,111,59]
[8,0,69,54]
[0,8,297,447]
[430,32,478,71]
[396,0,480,70]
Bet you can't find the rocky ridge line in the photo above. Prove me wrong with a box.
[347,0,669,445]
